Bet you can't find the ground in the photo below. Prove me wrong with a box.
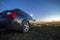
[0,26,60,40]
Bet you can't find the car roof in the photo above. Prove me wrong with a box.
[2,8,33,20]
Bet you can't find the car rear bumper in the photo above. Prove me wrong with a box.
[0,18,21,30]
[0,18,13,23]
[0,18,14,28]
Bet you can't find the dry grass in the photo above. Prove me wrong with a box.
[0,25,60,40]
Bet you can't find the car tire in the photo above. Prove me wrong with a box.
[20,20,30,33]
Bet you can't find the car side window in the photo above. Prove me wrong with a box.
[17,12,25,19]
[17,13,20,18]
[19,13,26,18]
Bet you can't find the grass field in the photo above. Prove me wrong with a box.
[0,25,60,40]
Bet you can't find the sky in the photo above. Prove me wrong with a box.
[0,0,60,21]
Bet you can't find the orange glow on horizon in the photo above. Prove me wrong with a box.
[36,19,60,22]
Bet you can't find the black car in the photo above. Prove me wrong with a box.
[0,8,34,33]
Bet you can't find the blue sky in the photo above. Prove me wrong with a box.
[0,0,60,21]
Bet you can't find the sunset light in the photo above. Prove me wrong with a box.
[47,16,60,21]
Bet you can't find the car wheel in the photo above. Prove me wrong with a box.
[20,20,30,33]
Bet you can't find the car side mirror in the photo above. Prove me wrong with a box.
[33,20,36,21]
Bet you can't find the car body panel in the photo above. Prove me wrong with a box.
[0,8,35,30]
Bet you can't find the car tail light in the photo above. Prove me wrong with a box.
[6,11,16,18]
